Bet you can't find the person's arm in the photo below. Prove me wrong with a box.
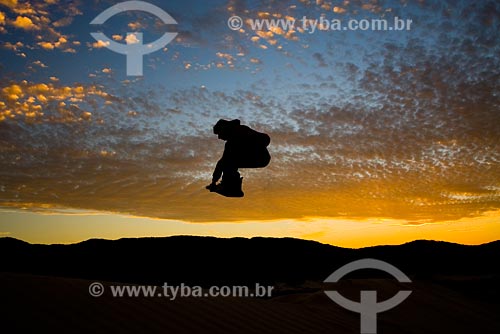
[206,158,222,191]
[211,143,229,185]
[212,158,223,184]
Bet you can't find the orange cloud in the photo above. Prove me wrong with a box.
[0,0,17,9]
[32,60,48,68]
[12,15,36,30]
[52,16,73,27]
[125,33,140,44]
[2,84,23,100]
[333,6,346,14]
[3,41,23,51]
[38,41,54,50]
[127,21,142,30]
[0,81,113,123]
[256,30,274,39]
[91,40,110,48]
[269,26,284,35]
[216,52,234,61]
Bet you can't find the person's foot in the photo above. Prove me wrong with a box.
[215,177,244,197]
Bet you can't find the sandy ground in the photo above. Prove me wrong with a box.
[1,272,499,333]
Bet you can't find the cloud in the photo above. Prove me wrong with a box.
[3,41,22,51]
[91,40,110,48]
[38,41,54,50]
[125,33,140,44]
[0,0,498,224]
[0,81,114,123]
[52,16,73,27]
[0,11,5,25]
[312,52,328,67]
[127,21,142,30]
[32,60,48,68]
[1,70,497,222]
[0,0,82,52]
[215,52,236,67]
[0,0,17,9]
[12,15,36,30]
[2,83,23,100]
[333,7,346,14]
[216,52,235,61]
[36,36,69,51]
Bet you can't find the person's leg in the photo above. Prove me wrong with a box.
[236,146,271,169]
[217,143,244,196]
[218,165,243,197]
[221,163,240,184]
[220,142,240,182]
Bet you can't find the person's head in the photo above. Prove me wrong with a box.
[213,119,240,140]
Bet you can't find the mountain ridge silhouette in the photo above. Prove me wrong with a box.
[2,236,499,286]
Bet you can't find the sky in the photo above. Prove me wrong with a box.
[0,0,499,247]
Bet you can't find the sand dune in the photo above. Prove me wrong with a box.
[1,272,499,333]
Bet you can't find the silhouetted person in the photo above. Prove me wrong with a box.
[206,119,270,197]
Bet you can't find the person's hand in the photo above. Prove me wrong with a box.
[206,182,217,191]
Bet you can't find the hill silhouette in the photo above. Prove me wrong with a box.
[2,236,499,286]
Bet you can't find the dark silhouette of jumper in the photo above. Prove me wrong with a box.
[206,119,270,197]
